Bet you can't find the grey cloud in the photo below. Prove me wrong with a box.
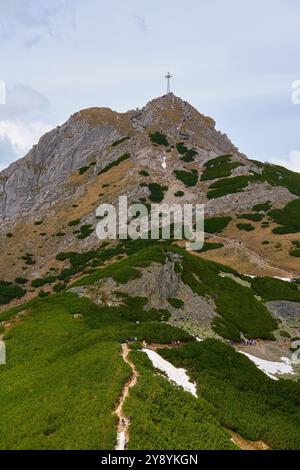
[0,0,76,44]
[0,135,17,170]
[0,85,50,120]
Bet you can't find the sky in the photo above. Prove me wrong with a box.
[0,0,300,172]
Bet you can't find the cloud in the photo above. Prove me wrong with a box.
[0,134,17,170]
[274,150,300,173]
[0,84,50,120]
[133,14,148,33]
[0,84,52,171]
[0,0,76,45]
[0,120,51,154]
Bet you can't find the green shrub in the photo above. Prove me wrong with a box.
[15,277,28,285]
[149,132,169,146]
[0,281,26,305]
[290,249,300,257]
[79,166,89,175]
[207,175,252,199]
[168,298,184,309]
[236,223,255,232]
[251,277,300,302]
[68,219,81,227]
[260,162,300,196]
[205,216,232,234]
[77,225,94,240]
[21,254,36,265]
[174,191,184,197]
[174,170,198,187]
[31,278,47,288]
[6,233,13,238]
[268,200,300,234]
[34,220,43,226]
[98,153,131,175]
[53,283,65,293]
[111,136,130,147]
[148,183,166,202]
[176,142,189,155]
[176,143,198,162]
[197,242,224,252]
[139,170,149,177]
[237,213,264,222]
[201,155,241,181]
[252,202,272,212]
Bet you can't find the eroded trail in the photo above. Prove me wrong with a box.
[115,343,138,451]
[229,431,269,451]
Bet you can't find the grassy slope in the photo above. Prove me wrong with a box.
[124,350,236,450]
[0,294,130,450]
[159,340,300,450]
[1,242,300,450]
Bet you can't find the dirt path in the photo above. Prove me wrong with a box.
[115,343,138,451]
[207,234,294,278]
[229,431,269,451]
[114,342,178,450]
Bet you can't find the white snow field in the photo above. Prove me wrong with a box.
[142,348,197,397]
[116,431,126,451]
[240,352,294,380]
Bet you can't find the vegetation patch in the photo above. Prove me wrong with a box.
[111,136,130,147]
[176,143,197,162]
[174,170,198,187]
[176,246,276,341]
[98,153,131,175]
[207,175,252,199]
[15,277,28,285]
[174,191,184,198]
[149,132,169,146]
[124,348,235,450]
[268,200,300,234]
[168,298,184,309]
[68,219,81,227]
[0,281,26,305]
[21,254,36,265]
[251,277,300,302]
[77,225,94,240]
[148,183,167,203]
[236,223,255,232]
[197,242,224,253]
[78,166,89,175]
[160,340,300,450]
[252,202,272,212]
[201,155,241,181]
[205,216,232,234]
[237,213,264,222]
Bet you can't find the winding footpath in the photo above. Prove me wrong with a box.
[115,344,138,451]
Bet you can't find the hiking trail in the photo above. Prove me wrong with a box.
[115,343,138,451]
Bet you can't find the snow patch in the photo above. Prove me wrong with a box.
[116,431,126,451]
[240,352,294,380]
[142,348,197,397]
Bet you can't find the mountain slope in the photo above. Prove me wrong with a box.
[1,94,299,301]
[1,94,300,450]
